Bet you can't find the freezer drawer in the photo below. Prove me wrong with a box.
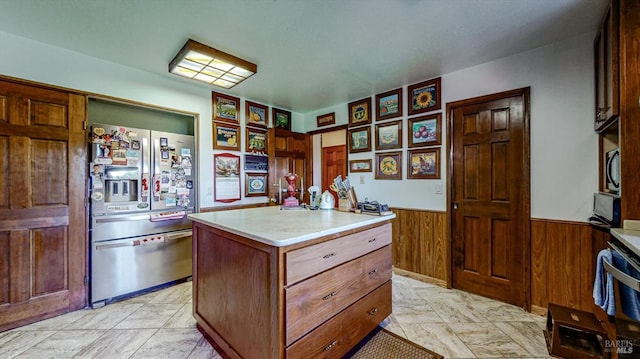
[90,229,192,306]
[91,210,192,242]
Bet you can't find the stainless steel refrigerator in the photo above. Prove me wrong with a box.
[89,124,196,307]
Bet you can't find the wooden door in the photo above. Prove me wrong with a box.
[450,88,530,309]
[0,80,87,331]
[321,145,347,207]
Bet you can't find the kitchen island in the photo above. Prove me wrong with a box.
[188,206,395,359]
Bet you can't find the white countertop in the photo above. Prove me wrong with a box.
[188,206,395,247]
[611,228,640,258]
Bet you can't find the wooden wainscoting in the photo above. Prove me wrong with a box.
[390,208,448,286]
[389,211,608,316]
[531,218,608,315]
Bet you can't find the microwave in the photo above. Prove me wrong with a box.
[606,148,620,193]
[591,192,621,228]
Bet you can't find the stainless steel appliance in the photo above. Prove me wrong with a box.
[590,192,621,228]
[89,124,196,307]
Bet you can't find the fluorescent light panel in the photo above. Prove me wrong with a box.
[169,39,257,89]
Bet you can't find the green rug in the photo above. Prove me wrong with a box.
[345,326,444,359]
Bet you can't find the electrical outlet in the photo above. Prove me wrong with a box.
[435,184,442,194]
[360,175,365,184]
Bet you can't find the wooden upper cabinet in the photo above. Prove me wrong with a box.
[274,129,307,154]
[594,0,620,133]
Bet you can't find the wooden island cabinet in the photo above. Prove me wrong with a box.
[189,207,395,359]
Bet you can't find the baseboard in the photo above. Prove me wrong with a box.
[531,304,547,316]
[392,267,448,288]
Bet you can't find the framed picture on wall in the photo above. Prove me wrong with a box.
[245,172,268,197]
[348,97,372,127]
[245,101,268,128]
[246,127,267,152]
[408,77,441,115]
[375,87,403,121]
[348,127,371,153]
[212,92,240,123]
[213,122,240,151]
[273,108,292,130]
[407,148,440,179]
[375,120,402,150]
[349,159,372,173]
[316,112,335,127]
[408,113,442,147]
[375,151,402,180]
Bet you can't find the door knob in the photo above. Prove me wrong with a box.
[453,202,459,209]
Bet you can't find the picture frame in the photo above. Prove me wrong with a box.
[375,120,403,150]
[348,127,371,153]
[316,112,335,127]
[375,151,402,180]
[273,107,292,130]
[214,153,241,203]
[408,148,440,179]
[349,159,372,173]
[245,172,268,197]
[408,77,441,115]
[348,97,372,127]
[408,113,442,147]
[375,87,403,121]
[245,101,268,128]
[212,92,240,123]
[213,122,240,151]
[245,127,267,153]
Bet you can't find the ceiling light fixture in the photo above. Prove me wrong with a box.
[169,39,257,89]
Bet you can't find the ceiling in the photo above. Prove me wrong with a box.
[0,0,607,114]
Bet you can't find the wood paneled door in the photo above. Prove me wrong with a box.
[321,145,347,208]
[0,80,87,331]
[449,88,530,309]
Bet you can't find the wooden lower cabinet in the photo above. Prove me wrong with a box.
[286,281,392,359]
[192,221,393,359]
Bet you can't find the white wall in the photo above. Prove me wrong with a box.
[307,32,598,222]
[0,30,598,221]
[0,30,303,209]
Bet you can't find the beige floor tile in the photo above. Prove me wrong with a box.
[130,328,202,359]
[0,330,56,358]
[404,322,477,358]
[114,303,183,329]
[63,303,144,330]
[13,330,106,359]
[72,329,157,359]
[494,321,552,358]
[187,336,224,359]
[148,281,192,304]
[447,322,530,358]
[164,303,197,328]
[1,274,553,358]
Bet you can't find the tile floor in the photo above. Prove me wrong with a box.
[0,274,551,358]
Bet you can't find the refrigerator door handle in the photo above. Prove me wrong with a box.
[95,240,137,250]
[164,230,192,241]
[95,214,151,223]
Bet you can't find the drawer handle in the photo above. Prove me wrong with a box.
[322,252,336,259]
[368,268,378,275]
[368,308,378,316]
[323,340,337,352]
[368,238,376,243]
[322,291,337,301]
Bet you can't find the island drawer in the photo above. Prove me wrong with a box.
[285,280,392,359]
[285,223,391,285]
[285,245,391,345]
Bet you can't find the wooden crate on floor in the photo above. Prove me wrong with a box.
[543,303,610,359]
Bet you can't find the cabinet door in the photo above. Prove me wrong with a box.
[594,1,619,132]
[0,80,87,331]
